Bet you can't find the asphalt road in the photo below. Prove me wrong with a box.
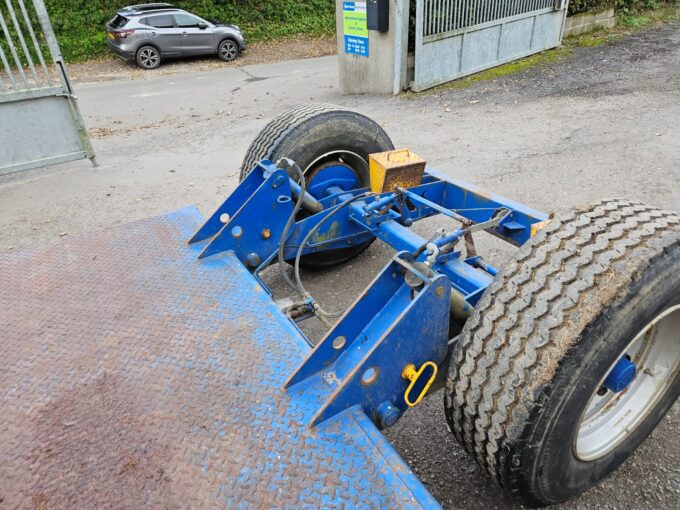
[1,22,679,510]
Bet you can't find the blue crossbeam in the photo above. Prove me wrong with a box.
[191,161,548,311]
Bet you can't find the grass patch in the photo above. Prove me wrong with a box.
[574,31,624,46]
[622,14,654,26]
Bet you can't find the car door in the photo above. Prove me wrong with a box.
[142,14,182,56]
[174,13,215,56]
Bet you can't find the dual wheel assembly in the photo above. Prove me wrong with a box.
[242,105,680,507]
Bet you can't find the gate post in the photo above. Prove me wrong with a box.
[336,0,409,95]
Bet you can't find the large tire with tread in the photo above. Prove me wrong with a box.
[444,199,680,507]
[240,104,394,269]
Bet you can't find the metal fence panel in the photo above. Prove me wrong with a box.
[413,0,569,91]
[0,0,95,175]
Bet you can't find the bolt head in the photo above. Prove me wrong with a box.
[272,175,285,189]
[245,253,261,268]
[376,402,401,429]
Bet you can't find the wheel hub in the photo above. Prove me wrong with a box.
[575,304,680,461]
[602,356,637,393]
[306,162,361,199]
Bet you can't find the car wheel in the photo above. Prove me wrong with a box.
[136,45,161,69]
[218,39,239,62]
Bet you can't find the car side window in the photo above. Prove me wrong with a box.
[145,14,175,29]
[174,14,203,28]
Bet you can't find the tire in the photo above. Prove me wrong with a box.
[444,199,680,507]
[240,104,394,269]
[218,39,239,62]
[136,45,161,69]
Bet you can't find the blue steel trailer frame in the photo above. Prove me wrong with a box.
[190,159,550,431]
[1,153,657,508]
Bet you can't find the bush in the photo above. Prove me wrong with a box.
[568,0,616,15]
[42,0,335,62]
[569,0,678,15]
[15,0,679,62]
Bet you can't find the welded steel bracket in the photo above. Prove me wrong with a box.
[191,163,294,267]
[286,253,451,428]
[189,161,279,245]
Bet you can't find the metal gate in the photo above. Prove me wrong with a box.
[0,0,95,175]
[413,0,569,91]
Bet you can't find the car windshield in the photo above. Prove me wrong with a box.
[206,18,225,25]
[109,14,129,28]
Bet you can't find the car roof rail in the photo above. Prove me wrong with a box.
[120,3,177,15]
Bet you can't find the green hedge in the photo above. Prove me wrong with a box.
[568,0,677,15]
[15,0,680,63]
[568,0,615,15]
[44,0,335,62]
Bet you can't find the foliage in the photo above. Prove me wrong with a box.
[568,0,677,15]
[5,0,678,63]
[42,0,335,62]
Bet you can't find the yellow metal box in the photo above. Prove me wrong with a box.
[369,149,426,193]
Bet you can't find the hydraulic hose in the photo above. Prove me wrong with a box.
[294,192,374,320]
[276,158,307,294]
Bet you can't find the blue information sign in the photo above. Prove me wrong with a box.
[343,2,369,57]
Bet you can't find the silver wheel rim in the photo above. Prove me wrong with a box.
[575,304,680,461]
[140,48,158,68]
[220,41,237,60]
[303,150,369,178]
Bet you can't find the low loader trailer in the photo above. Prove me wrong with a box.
[2,105,679,508]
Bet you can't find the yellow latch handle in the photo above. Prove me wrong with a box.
[387,149,411,162]
[401,361,438,407]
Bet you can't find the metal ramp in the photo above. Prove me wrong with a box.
[0,207,439,509]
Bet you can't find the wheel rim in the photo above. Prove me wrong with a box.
[221,41,237,60]
[575,304,680,461]
[303,150,368,198]
[140,48,158,68]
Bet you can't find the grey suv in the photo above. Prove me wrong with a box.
[106,3,246,69]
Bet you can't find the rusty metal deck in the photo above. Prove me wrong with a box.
[0,207,439,509]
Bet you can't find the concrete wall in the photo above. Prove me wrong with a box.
[564,8,616,37]
[336,0,409,95]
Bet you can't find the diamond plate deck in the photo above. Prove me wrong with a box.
[0,207,440,509]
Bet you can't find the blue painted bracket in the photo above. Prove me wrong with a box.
[285,254,451,428]
[196,168,294,267]
[189,161,280,245]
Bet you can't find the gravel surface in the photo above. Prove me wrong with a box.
[1,21,679,510]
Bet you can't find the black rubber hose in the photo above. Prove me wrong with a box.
[276,158,307,294]
[294,192,374,320]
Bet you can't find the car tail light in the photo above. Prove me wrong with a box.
[114,29,135,38]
